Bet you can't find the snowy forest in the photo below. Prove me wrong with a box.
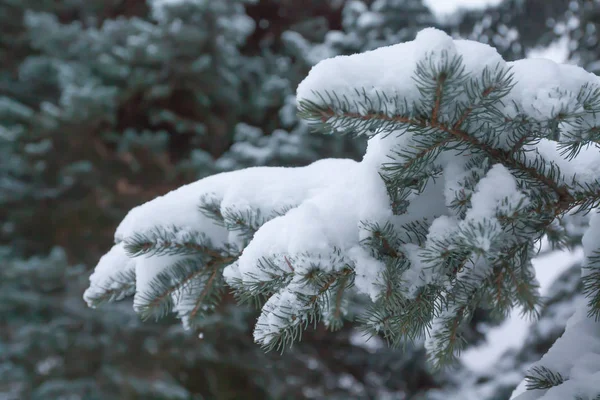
[2,0,600,399]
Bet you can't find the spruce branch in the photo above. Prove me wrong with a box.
[123,226,221,258]
[361,221,404,259]
[307,267,354,308]
[570,180,600,213]
[453,84,498,130]
[303,97,573,204]
[426,305,469,369]
[488,265,513,317]
[86,268,136,307]
[198,193,225,226]
[583,251,600,321]
[187,266,221,322]
[486,242,539,317]
[332,273,351,323]
[134,255,236,321]
[86,30,600,378]
[524,366,566,390]
[361,285,438,345]
[234,257,294,305]
[257,306,316,353]
[320,271,353,331]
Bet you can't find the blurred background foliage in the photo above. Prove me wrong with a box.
[0,0,597,398]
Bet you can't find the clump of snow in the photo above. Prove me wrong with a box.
[83,243,135,306]
[297,27,503,118]
[253,288,304,346]
[466,164,526,222]
[347,246,385,301]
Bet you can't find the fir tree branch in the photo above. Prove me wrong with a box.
[308,268,353,307]
[509,133,531,153]
[583,251,600,321]
[189,266,220,320]
[123,227,223,259]
[398,136,455,174]
[321,272,352,331]
[87,269,137,307]
[284,256,294,273]
[452,85,496,130]
[583,268,600,321]
[315,104,575,207]
[525,366,566,390]
[431,72,446,126]
[198,193,225,226]
[135,255,236,321]
[333,274,349,322]
[437,124,573,205]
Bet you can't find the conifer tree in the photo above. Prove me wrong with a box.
[549,0,600,74]
[86,28,600,398]
[4,1,476,398]
[452,0,570,61]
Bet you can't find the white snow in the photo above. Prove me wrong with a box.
[297,28,504,119]
[424,0,504,17]
[83,243,135,306]
[348,246,386,302]
[465,163,526,221]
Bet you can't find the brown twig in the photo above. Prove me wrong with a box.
[144,255,235,316]
[319,106,575,207]
[136,240,225,259]
[509,134,530,153]
[189,266,220,319]
[452,86,496,129]
[333,275,350,321]
[432,73,447,126]
[309,269,352,306]
[284,256,295,273]
[399,137,455,171]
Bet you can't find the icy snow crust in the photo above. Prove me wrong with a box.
[85,28,600,395]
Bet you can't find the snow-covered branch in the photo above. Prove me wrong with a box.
[84,28,600,395]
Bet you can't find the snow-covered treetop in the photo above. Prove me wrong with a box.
[84,28,600,398]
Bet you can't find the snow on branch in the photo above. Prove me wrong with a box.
[85,28,600,392]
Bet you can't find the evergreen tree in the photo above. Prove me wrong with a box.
[451,0,571,61]
[85,28,600,398]
[2,1,483,398]
[549,0,600,74]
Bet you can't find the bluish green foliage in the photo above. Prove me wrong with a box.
[0,0,458,398]
[5,0,600,399]
[84,25,600,400]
